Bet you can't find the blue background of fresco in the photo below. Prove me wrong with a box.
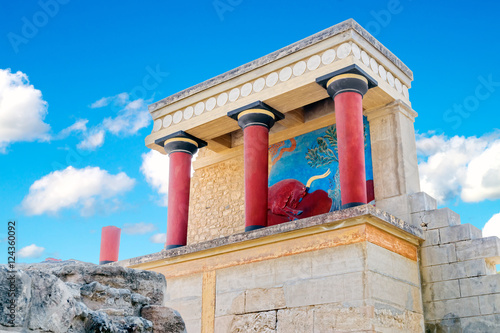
[269,117,373,212]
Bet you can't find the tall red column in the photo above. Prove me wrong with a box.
[317,65,377,209]
[156,131,206,249]
[166,151,192,248]
[99,226,121,265]
[228,101,284,231]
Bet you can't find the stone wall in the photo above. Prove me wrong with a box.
[188,149,245,245]
[414,193,500,331]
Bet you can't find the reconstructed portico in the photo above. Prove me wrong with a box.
[111,19,500,332]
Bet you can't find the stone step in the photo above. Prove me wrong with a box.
[456,237,500,264]
[412,208,461,230]
[440,224,483,244]
[409,192,437,214]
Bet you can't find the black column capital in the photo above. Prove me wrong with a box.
[316,64,377,98]
[227,101,284,130]
[155,131,207,155]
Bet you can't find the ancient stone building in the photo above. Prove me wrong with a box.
[113,19,500,332]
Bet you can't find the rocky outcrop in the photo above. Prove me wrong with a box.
[0,260,185,332]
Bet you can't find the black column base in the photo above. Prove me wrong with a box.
[245,225,265,232]
[340,202,366,210]
[99,260,114,265]
[165,244,184,250]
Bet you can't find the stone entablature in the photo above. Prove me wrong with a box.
[145,19,413,158]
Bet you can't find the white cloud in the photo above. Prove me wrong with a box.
[57,119,88,139]
[0,68,50,152]
[77,129,105,150]
[20,166,135,216]
[482,213,500,238]
[150,233,166,244]
[82,93,151,150]
[140,150,170,206]
[417,132,500,204]
[122,222,156,235]
[18,244,45,258]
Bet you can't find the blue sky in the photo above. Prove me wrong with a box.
[1,0,499,263]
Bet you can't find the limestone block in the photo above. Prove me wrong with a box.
[311,243,364,279]
[366,242,420,286]
[227,310,276,332]
[421,229,440,248]
[460,275,500,297]
[425,297,481,321]
[411,208,460,230]
[420,244,457,267]
[276,307,314,333]
[366,271,422,313]
[283,275,344,307]
[165,274,202,301]
[421,259,493,283]
[215,291,245,316]
[440,224,482,244]
[479,294,500,315]
[455,237,500,264]
[245,287,285,312]
[274,251,312,285]
[164,298,201,322]
[461,314,500,332]
[422,280,460,302]
[372,303,424,333]
[214,315,234,333]
[216,259,276,293]
[408,192,437,213]
[183,319,201,333]
[374,194,411,223]
[313,303,373,332]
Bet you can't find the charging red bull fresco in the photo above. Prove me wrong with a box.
[268,117,374,226]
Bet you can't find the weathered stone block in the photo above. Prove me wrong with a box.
[366,242,420,286]
[277,307,314,333]
[216,259,276,293]
[366,271,422,313]
[226,310,276,332]
[164,298,201,322]
[373,302,425,332]
[283,275,344,307]
[440,224,482,244]
[311,243,364,278]
[409,192,437,213]
[375,194,411,223]
[460,275,500,297]
[411,208,460,230]
[455,237,500,264]
[165,274,202,301]
[421,229,440,248]
[274,251,312,285]
[245,287,285,312]
[421,259,493,283]
[479,294,500,315]
[420,244,457,267]
[313,303,373,332]
[215,290,245,316]
[422,280,460,302]
[461,314,500,332]
[425,297,480,321]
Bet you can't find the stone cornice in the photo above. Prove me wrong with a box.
[148,19,412,114]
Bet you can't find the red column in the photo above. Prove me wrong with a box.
[243,125,269,231]
[317,66,376,209]
[157,131,206,250]
[166,151,192,248]
[99,226,121,265]
[227,101,284,231]
[334,91,367,207]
